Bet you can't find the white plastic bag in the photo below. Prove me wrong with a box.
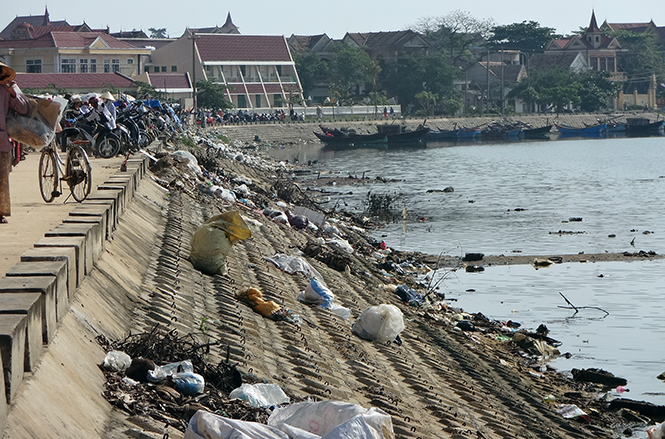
[352,304,404,342]
[185,410,289,439]
[648,422,665,439]
[147,359,194,383]
[265,254,323,282]
[326,238,354,254]
[269,400,394,438]
[298,278,351,320]
[101,351,131,372]
[229,383,290,408]
[172,150,202,175]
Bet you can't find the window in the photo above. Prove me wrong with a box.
[171,65,177,72]
[104,59,111,73]
[90,59,97,73]
[237,94,246,108]
[26,59,42,73]
[112,59,120,72]
[154,66,160,73]
[273,94,282,107]
[255,94,261,107]
[145,66,150,73]
[61,59,76,73]
[161,66,167,72]
[276,65,282,76]
[80,59,88,73]
[608,57,615,72]
[239,65,246,76]
[127,58,134,65]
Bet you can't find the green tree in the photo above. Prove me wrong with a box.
[380,52,459,113]
[415,91,438,115]
[610,30,665,80]
[328,44,380,105]
[509,69,580,112]
[293,50,329,98]
[149,28,167,38]
[196,80,233,112]
[416,11,494,64]
[489,21,561,54]
[576,71,620,112]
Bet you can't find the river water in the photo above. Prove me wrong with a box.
[268,135,665,404]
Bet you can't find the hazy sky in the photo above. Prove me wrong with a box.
[4,1,665,39]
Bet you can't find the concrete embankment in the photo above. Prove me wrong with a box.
[214,112,661,145]
[0,134,625,438]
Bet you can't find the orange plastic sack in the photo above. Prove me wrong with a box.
[236,288,281,317]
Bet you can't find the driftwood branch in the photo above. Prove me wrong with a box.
[558,292,609,316]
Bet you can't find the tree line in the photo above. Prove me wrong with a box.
[293,11,665,115]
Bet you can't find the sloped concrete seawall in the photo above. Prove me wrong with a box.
[0,134,625,438]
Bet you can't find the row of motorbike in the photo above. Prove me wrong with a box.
[57,105,181,158]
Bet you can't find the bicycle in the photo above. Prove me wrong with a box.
[38,140,92,203]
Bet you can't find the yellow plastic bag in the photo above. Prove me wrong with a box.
[236,288,282,317]
[189,211,251,275]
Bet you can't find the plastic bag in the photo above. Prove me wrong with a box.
[394,285,425,306]
[190,211,251,275]
[265,254,323,282]
[147,359,194,383]
[268,400,394,438]
[172,150,202,175]
[229,383,290,408]
[648,422,665,439]
[326,238,354,254]
[6,95,67,149]
[101,351,132,372]
[298,278,351,320]
[352,304,405,342]
[172,372,205,396]
[185,410,289,439]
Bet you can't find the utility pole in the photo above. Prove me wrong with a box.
[486,47,490,113]
[189,30,200,116]
[500,49,505,115]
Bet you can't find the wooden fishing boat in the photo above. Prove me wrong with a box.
[377,124,430,145]
[522,125,553,139]
[555,123,607,136]
[625,118,664,136]
[313,131,387,146]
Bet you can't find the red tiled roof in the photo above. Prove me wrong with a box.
[0,31,137,49]
[50,32,137,49]
[148,73,190,89]
[196,34,292,62]
[554,39,569,49]
[15,72,135,89]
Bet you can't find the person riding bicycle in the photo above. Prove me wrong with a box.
[0,62,29,224]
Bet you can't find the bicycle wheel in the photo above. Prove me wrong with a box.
[97,135,120,158]
[38,148,59,203]
[66,145,92,202]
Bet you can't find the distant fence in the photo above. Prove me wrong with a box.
[233,105,402,118]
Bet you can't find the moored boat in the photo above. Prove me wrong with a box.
[522,125,553,139]
[625,118,664,136]
[377,123,430,145]
[313,131,387,147]
[555,123,607,136]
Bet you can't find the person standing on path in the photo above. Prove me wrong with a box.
[0,62,29,224]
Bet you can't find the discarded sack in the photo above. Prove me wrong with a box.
[268,400,395,438]
[298,278,351,320]
[352,304,404,342]
[184,410,289,439]
[229,383,290,408]
[190,211,251,275]
[184,400,395,439]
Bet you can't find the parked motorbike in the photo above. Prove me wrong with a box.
[59,119,121,158]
